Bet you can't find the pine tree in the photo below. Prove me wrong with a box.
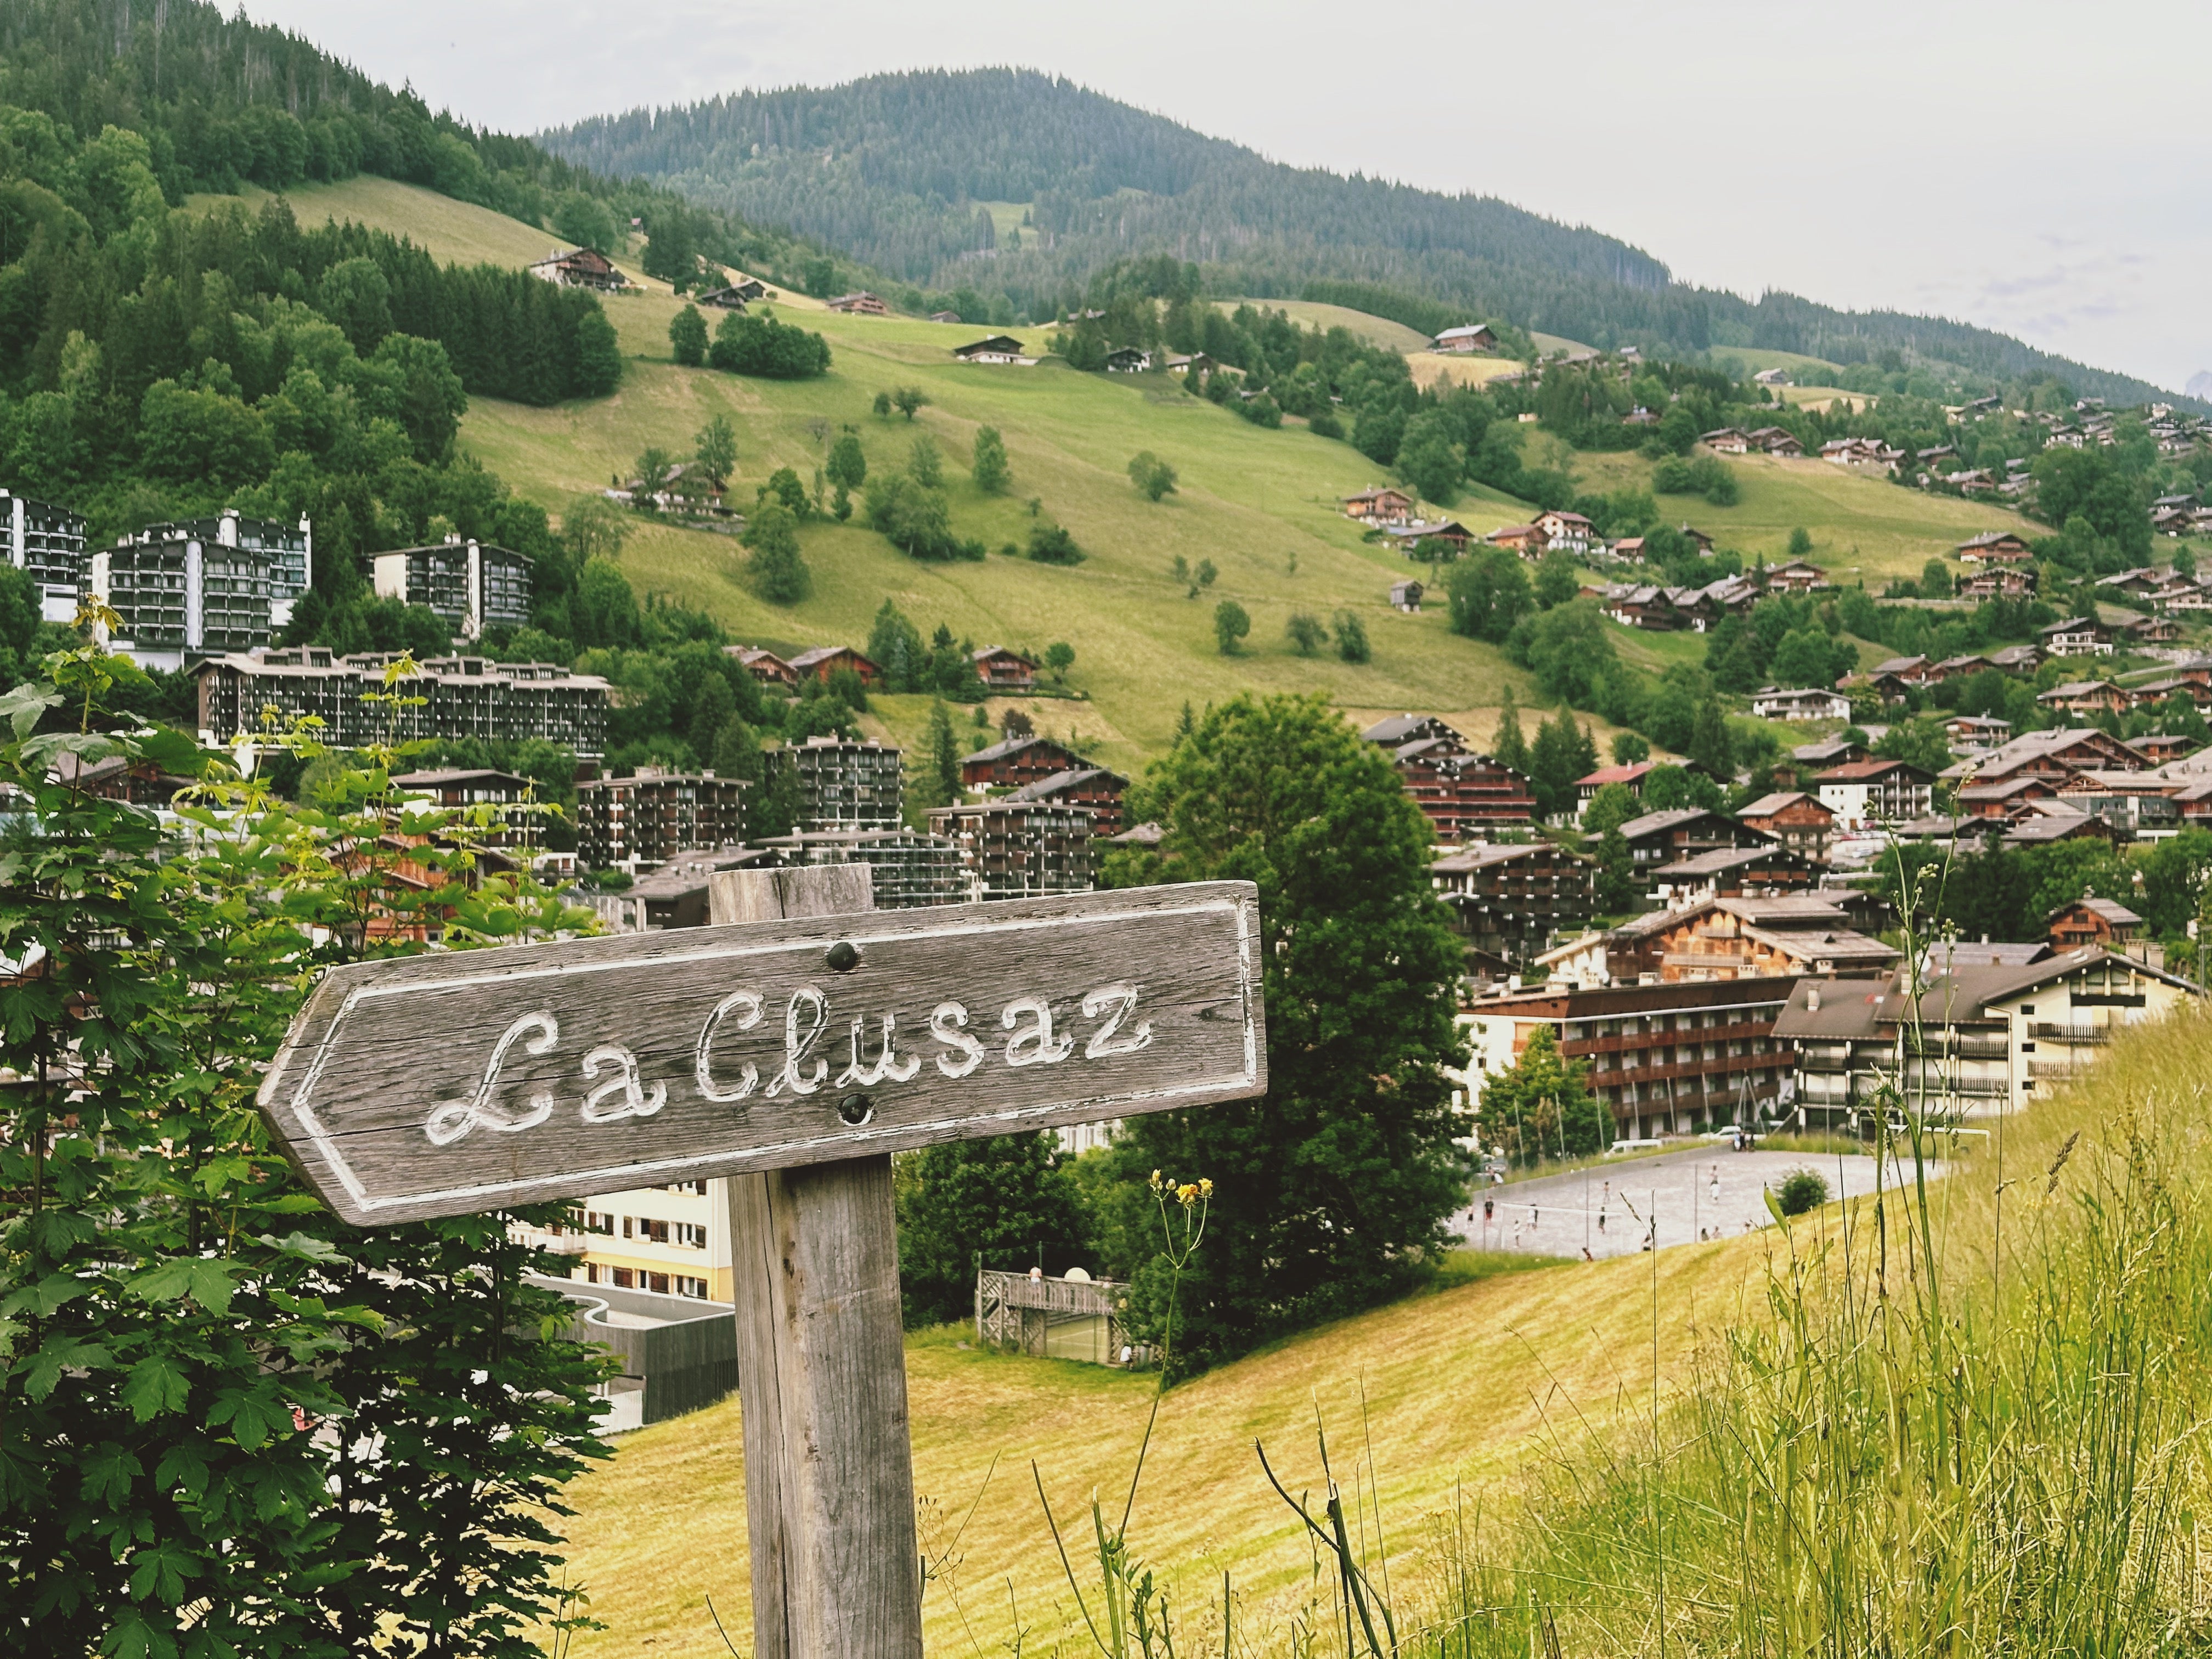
[926,698,961,806]
[1492,686,1529,776]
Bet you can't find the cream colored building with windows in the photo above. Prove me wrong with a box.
[517,1180,733,1301]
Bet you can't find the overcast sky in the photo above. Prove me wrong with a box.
[243,0,2212,394]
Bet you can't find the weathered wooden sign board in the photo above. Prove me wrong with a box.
[259,868,1265,1659]
[259,879,1263,1226]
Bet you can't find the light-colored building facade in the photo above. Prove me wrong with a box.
[1774,949,2198,1127]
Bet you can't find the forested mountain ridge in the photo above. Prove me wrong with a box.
[0,0,846,297]
[539,67,2190,410]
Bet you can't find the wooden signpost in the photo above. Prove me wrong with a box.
[257,868,1266,1658]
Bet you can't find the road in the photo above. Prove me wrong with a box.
[1452,1144,1944,1260]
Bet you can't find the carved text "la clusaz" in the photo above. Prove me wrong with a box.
[424,983,1154,1146]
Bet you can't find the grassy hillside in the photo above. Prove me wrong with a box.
[199,179,2054,765]
[1554,443,2042,586]
[555,1237,1748,1655]
[1220,297,1431,353]
[461,271,1573,766]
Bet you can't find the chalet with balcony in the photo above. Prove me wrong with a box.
[1735,791,1836,859]
[826,292,890,315]
[1432,323,1499,353]
[1342,486,1418,526]
[788,645,886,687]
[2038,616,2112,657]
[1004,766,1130,836]
[1764,559,1833,593]
[1815,759,1935,830]
[726,645,800,689]
[528,246,630,291]
[1956,530,2034,565]
[1430,842,1594,966]
[952,334,1035,365]
[970,645,1039,691]
[960,734,1087,792]
[1751,685,1853,721]
[1616,807,1770,870]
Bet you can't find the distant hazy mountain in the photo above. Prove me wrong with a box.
[539,67,2186,407]
[2189,370,2212,402]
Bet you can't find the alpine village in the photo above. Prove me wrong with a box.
[5,5,2212,1657]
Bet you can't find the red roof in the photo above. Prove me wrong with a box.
[1576,762,1657,788]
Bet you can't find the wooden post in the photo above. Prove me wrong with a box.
[709,865,922,1659]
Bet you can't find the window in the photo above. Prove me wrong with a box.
[668,1180,709,1195]
[675,1276,709,1300]
[611,1268,635,1289]
[646,1272,671,1294]
[674,1222,709,1249]
[584,1211,614,1235]
[639,1218,670,1245]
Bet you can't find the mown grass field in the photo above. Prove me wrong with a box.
[554,1227,1763,1655]
[461,281,1560,765]
[1220,297,1432,353]
[1570,447,2039,586]
[191,178,2046,765]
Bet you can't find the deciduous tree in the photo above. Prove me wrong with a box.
[1095,695,1469,1372]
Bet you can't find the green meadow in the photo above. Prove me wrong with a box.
[202,178,2046,765]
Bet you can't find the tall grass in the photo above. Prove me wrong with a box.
[1004,1013,2212,1656]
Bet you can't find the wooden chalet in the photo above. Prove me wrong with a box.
[698,278,770,308]
[1341,486,1417,526]
[1429,842,1593,964]
[2047,896,2141,951]
[1987,643,2044,673]
[1648,844,1824,902]
[1616,806,1770,870]
[1390,737,1536,837]
[2037,680,2130,717]
[1938,727,2145,789]
[1383,520,1475,560]
[1601,584,1686,630]
[953,335,1035,365]
[528,246,630,292]
[1432,323,1499,353]
[1956,566,2036,601]
[927,309,961,324]
[1956,530,2034,564]
[1747,426,1803,456]
[1485,523,1551,559]
[2038,616,2112,658]
[788,645,885,687]
[1623,895,1895,981]
[1701,427,1751,454]
[2123,614,2181,645]
[1956,775,2066,820]
[1533,509,1595,552]
[2129,731,2201,762]
[1677,524,1716,554]
[1005,766,1130,836]
[1735,791,1836,860]
[725,645,800,689]
[1103,347,1153,373]
[1751,685,1853,721]
[959,734,1086,791]
[970,645,1039,691]
[826,292,890,315]
[1763,559,1832,593]
[1390,579,1424,613]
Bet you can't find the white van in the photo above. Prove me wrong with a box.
[1607,1137,1665,1156]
